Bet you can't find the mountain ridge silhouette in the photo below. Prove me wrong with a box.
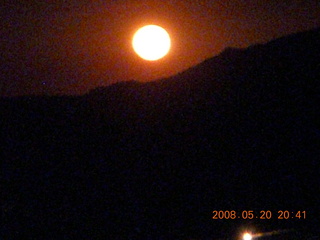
[1,27,319,239]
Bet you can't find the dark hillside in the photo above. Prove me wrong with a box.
[1,28,319,239]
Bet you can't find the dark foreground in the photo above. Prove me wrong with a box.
[1,28,320,239]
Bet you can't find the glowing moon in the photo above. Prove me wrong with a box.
[132,25,171,61]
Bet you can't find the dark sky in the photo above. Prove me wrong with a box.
[1,0,320,96]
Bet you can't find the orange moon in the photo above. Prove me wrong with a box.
[132,25,171,61]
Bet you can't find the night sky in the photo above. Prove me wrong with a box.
[1,0,320,96]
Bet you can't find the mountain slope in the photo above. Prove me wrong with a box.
[1,27,320,239]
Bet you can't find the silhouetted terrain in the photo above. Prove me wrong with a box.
[1,28,320,239]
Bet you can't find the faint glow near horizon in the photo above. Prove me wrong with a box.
[243,233,253,240]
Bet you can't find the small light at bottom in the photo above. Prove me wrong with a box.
[243,233,253,240]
